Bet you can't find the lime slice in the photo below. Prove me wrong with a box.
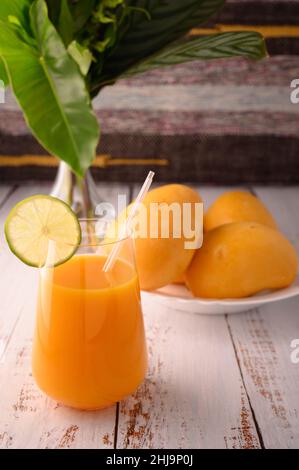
[5,195,81,267]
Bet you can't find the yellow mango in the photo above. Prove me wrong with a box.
[204,191,277,231]
[173,274,185,284]
[186,222,297,299]
[108,184,203,291]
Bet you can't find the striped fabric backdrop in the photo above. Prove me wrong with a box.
[0,0,299,183]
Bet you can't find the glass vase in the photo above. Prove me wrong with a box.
[51,161,107,218]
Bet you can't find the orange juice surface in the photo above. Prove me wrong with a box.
[32,254,147,410]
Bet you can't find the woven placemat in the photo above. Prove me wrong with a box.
[1,1,299,183]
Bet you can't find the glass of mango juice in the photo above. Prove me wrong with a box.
[32,219,148,410]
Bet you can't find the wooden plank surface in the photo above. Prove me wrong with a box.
[0,184,131,449]
[0,183,299,449]
[117,298,261,449]
[116,184,260,449]
[226,187,299,449]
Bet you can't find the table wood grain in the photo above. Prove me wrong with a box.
[0,183,298,449]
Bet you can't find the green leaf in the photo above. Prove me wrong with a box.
[82,0,127,56]
[0,0,34,86]
[68,40,93,76]
[122,32,268,78]
[0,0,99,177]
[58,0,74,46]
[0,57,9,85]
[90,0,226,93]
[68,0,96,33]
[46,1,95,35]
[0,0,33,32]
[45,0,61,25]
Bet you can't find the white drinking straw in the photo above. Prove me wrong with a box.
[103,171,155,272]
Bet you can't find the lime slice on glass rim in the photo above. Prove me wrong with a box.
[5,195,81,268]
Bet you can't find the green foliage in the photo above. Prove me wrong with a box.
[0,0,33,26]
[58,0,74,46]
[67,0,96,33]
[122,32,268,78]
[0,0,99,177]
[94,0,227,89]
[0,0,268,176]
[68,40,93,76]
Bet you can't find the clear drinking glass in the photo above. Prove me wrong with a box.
[32,219,148,410]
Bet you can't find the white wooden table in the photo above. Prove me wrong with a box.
[0,183,299,449]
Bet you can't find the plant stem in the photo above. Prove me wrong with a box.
[76,174,94,219]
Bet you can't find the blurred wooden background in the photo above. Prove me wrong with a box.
[0,0,299,184]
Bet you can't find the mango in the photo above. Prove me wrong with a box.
[135,184,203,290]
[185,222,298,299]
[204,191,277,231]
[108,184,203,291]
[173,274,185,284]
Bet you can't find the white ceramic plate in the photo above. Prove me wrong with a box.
[141,275,299,315]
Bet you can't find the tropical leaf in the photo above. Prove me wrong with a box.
[122,32,267,78]
[57,0,74,46]
[0,0,99,177]
[46,0,95,37]
[68,40,93,76]
[90,0,226,93]
[69,0,96,33]
[0,0,33,33]
[0,0,268,179]
[0,0,34,87]
[45,0,61,25]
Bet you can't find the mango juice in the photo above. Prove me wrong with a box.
[32,254,147,409]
